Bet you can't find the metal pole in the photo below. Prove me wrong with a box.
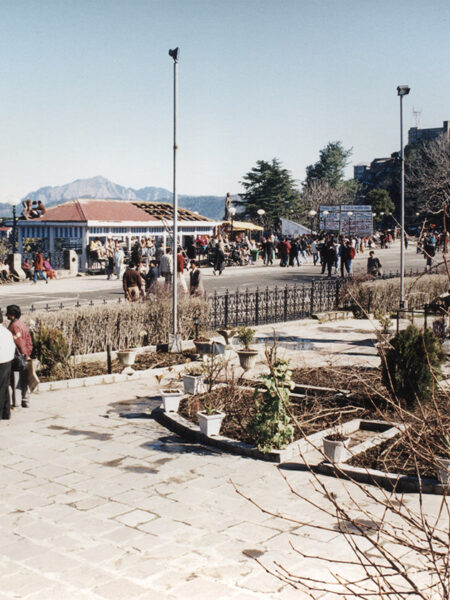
[171,50,179,343]
[12,204,17,253]
[399,94,405,309]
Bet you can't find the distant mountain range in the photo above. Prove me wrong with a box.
[0,176,235,220]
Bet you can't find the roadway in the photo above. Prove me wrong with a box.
[0,241,430,312]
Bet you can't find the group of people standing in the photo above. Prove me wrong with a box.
[122,246,204,302]
[0,305,33,421]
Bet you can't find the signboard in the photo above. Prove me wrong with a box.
[319,205,373,236]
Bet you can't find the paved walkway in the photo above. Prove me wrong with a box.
[0,319,439,599]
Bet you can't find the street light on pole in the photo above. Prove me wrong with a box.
[397,84,410,309]
[257,209,265,240]
[308,210,316,235]
[169,46,180,351]
[347,211,353,236]
[322,210,329,232]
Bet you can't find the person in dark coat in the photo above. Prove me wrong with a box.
[213,244,225,276]
[288,240,300,267]
[324,242,337,277]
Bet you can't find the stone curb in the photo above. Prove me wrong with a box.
[36,362,193,393]
[315,462,446,495]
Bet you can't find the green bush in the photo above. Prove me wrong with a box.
[33,326,71,375]
[248,354,294,452]
[382,324,445,407]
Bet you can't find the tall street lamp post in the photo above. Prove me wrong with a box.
[322,210,329,232]
[397,84,410,309]
[257,209,265,241]
[308,210,316,235]
[169,47,180,351]
[347,211,353,236]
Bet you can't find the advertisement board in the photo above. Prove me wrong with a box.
[319,205,373,236]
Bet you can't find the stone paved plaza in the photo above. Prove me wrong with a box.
[0,320,443,599]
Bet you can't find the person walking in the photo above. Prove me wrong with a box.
[346,241,356,276]
[0,310,15,420]
[324,241,337,278]
[6,305,33,407]
[289,239,301,267]
[33,251,48,283]
[310,239,319,266]
[189,260,203,296]
[122,263,143,301]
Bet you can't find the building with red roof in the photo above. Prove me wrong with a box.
[16,198,219,271]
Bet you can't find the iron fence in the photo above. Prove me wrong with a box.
[209,279,342,328]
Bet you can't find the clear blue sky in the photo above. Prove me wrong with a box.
[0,0,449,203]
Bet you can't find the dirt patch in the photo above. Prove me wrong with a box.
[39,351,193,382]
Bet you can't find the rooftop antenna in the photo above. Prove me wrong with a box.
[412,106,422,129]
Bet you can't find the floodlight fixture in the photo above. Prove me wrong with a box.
[397,85,410,97]
[169,47,179,62]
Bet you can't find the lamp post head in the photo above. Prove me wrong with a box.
[169,47,180,62]
[257,209,265,216]
[397,85,410,97]
[347,211,353,217]
[323,210,329,217]
[308,210,317,217]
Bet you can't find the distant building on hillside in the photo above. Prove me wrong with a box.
[408,120,449,144]
[16,198,220,271]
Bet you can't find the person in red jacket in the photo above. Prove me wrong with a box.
[6,304,33,407]
[33,251,48,283]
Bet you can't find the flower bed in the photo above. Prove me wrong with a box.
[39,351,193,383]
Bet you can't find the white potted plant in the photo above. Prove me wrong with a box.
[117,330,147,367]
[197,401,226,437]
[235,326,258,371]
[436,435,450,485]
[157,375,183,413]
[322,431,350,463]
[182,365,204,395]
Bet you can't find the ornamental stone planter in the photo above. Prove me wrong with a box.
[183,374,204,395]
[117,350,137,367]
[197,411,226,437]
[194,340,213,355]
[436,456,450,485]
[323,435,350,463]
[161,390,183,413]
[236,349,258,371]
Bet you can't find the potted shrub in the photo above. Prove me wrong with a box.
[436,435,450,486]
[322,432,350,463]
[236,326,258,371]
[197,402,226,437]
[182,365,204,395]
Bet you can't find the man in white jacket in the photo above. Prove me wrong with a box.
[159,248,173,285]
[0,310,16,420]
